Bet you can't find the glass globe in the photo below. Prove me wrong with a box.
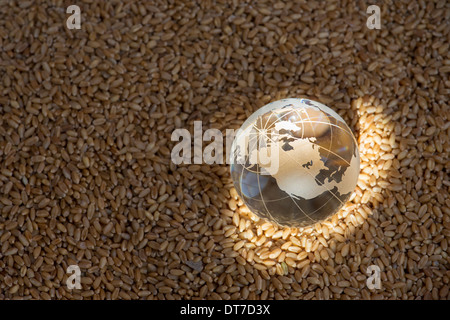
[230,98,360,228]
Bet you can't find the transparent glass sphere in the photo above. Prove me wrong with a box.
[230,98,360,228]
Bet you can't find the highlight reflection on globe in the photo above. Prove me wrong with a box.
[230,98,360,228]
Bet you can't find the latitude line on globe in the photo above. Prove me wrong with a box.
[287,187,318,224]
[239,104,350,224]
[252,125,348,209]
[277,103,354,137]
[234,189,298,203]
[237,106,327,202]
[250,110,350,211]
[250,119,352,175]
[250,122,348,204]
[285,119,355,140]
[301,189,338,216]
[254,107,353,167]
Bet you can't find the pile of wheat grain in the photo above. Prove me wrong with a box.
[0,0,448,300]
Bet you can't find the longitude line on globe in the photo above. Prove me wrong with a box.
[257,111,277,221]
[257,121,347,208]
[298,105,343,217]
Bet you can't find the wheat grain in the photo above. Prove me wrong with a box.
[0,0,448,301]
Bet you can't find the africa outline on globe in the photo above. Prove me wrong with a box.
[230,98,360,228]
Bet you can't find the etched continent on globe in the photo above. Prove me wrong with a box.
[230,98,360,228]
